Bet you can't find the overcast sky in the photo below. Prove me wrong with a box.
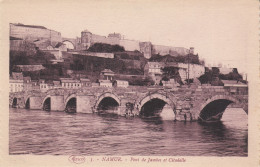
[3,0,258,73]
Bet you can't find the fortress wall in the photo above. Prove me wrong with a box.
[152,45,189,56]
[152,45,171,55]
[10,24,62,44]
[119,39,140,51]
[169,47,190,55]
[91,34,107,43]
[91,34,120,45]
[50,30,62,43]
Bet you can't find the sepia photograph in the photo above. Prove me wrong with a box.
[0,0,259,166]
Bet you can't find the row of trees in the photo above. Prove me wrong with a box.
[87,43,125,53]
[198,67,244,85]
[149,54,204,65]
[70,54,144,75]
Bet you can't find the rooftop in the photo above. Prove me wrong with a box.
[82,29,91,33]
[101,69,115,73]
[12,23,47,29]
[12,72,23,80]
[99,80,112,83]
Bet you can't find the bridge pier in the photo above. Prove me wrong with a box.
[51,95,65,111]
[29,96,43,110]
[77,95,94,113]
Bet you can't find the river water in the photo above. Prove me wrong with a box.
[9,108,248,156]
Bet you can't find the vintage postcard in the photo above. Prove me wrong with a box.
[0,0,259,166]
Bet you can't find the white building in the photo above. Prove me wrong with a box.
[99,80,113,87]
[178,63,205,82]
[9,72,24,93]
[162,78,179,87]
[219,67,233,75]
[39,79,49,92]
[9,78,23,93]
[80,78,92,87]
[60,78,81,89]
[146,62,163,74]
[100,69,115,81]
[53,81,62,89]
[114,80,129,88]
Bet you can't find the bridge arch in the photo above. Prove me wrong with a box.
[94,92,121,110]
[62,40,75,50]
[24,97,30,109]
[65,94,77,106]
[41,95,52,111]
[138,93,176,118]
[197,95,246,122]
[11,97,18,108]
[65,94,77,113]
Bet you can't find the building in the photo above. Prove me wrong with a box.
[144,62,163,75]
[162,79,180,87]
[9,72,24,93]
[80,78,92,87]
[143,62,164,85]
[177,63,205,82]
[53,81,61,88]
[219,67,233,75]
[60,78,81,89]
[100,69,115,81]
[12,72,23,80]
[91,83,100,87]
[9,77,23,93]
[39,79,49,92]
[23,76,32,91]
[23,76,31,83]
[108,33,122,39]
[99,80,113,87]
[114,80,129,88]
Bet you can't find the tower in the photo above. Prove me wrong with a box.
[189,47,194,54]
[81,29,92,49]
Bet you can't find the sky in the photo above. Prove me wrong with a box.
[2,0,258,73]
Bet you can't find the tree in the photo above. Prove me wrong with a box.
[87,43,125,52]
[161,66,183,84]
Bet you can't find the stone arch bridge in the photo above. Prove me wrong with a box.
[9,85,248,121]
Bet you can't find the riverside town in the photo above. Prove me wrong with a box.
[9,23,248,156]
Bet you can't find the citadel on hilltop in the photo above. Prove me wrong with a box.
[10,23,190,59]
[9,22,246,94]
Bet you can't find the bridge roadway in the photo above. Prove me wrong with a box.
[9,85,248,121]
